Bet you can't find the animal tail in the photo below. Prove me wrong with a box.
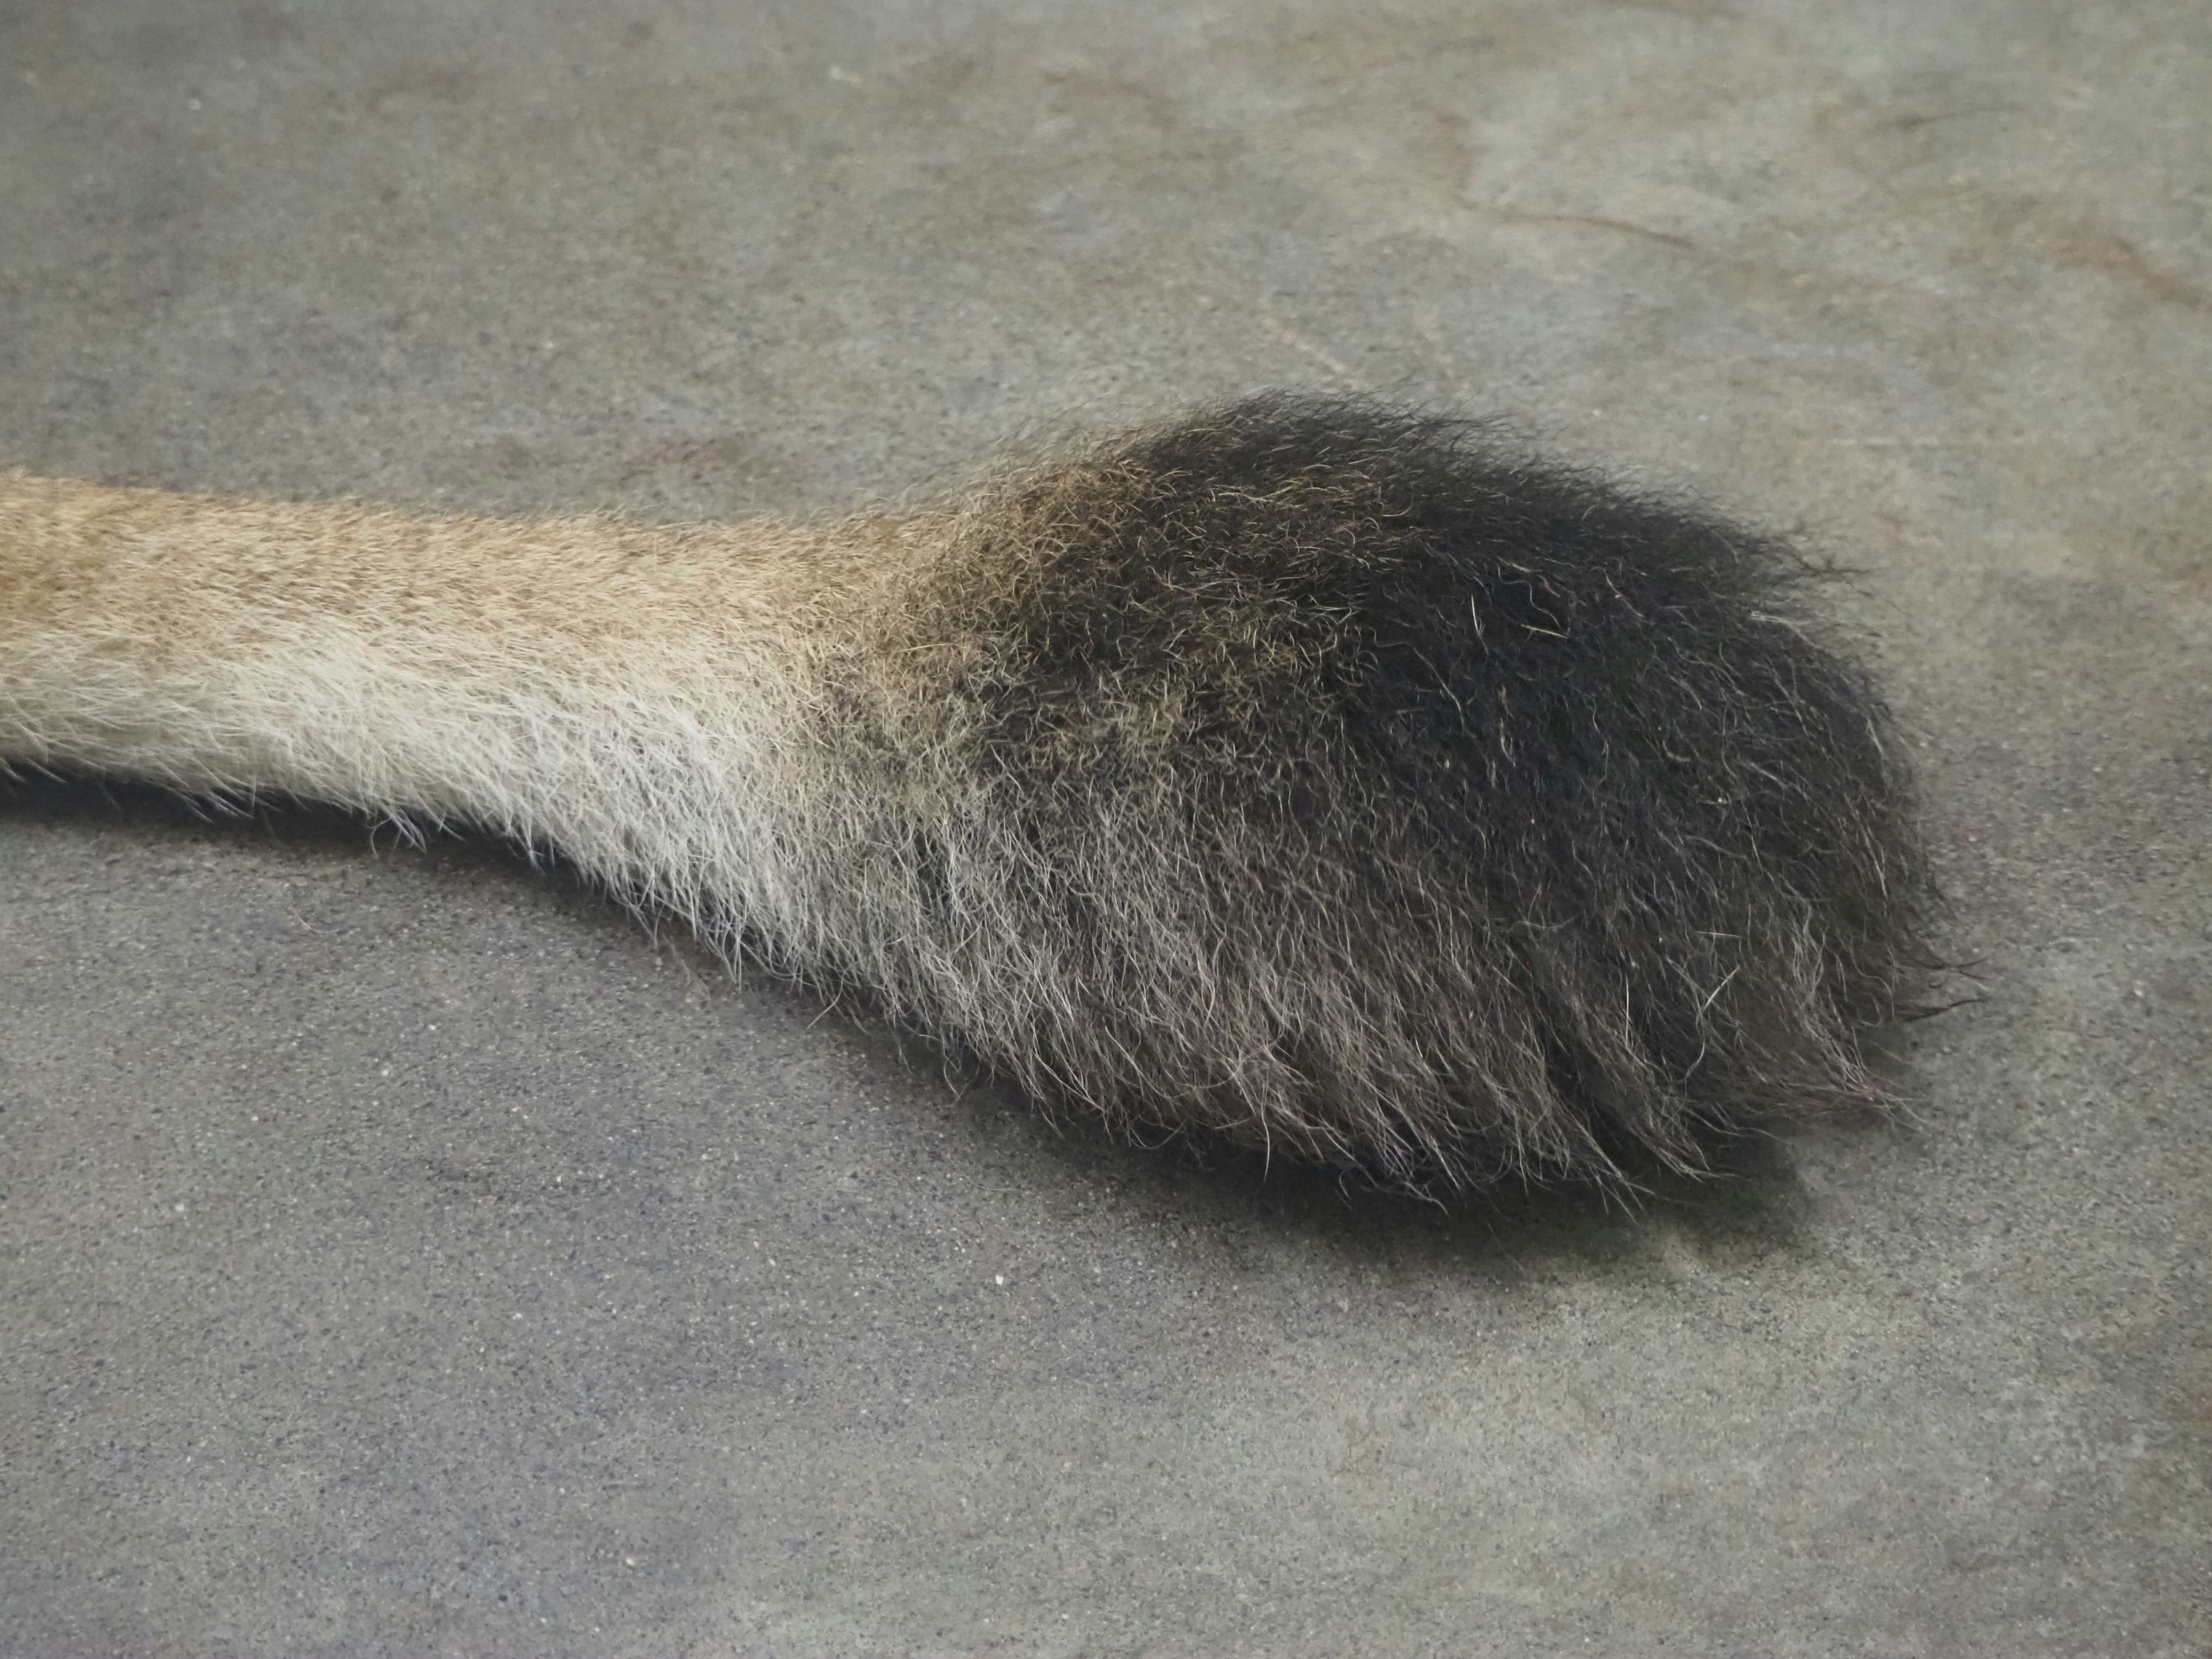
[0,397,1942,1191]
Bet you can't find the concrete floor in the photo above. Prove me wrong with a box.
[2,1,2206,1653]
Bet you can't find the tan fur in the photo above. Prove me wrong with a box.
[1,472,927,939]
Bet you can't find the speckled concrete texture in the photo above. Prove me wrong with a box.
[2,3,2206,1654]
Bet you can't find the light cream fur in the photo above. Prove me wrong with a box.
[0,472,950,963]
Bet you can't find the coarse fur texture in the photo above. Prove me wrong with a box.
[0,395,1937,1191]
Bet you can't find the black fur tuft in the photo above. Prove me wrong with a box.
[859,394,1939,1188]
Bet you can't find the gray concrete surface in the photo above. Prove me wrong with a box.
[2,1,2206,1653]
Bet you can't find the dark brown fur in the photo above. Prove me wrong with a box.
[839,396,1938,1186]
